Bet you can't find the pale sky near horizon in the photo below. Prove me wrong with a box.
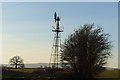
[1,2,118,68]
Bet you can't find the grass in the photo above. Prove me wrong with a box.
[97,70,119,78]
[9,68,37,73]
[11,68,119,78]
[2,68,120,80]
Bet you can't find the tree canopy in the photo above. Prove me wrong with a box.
[61,24,112,78]
[9,56,25,69]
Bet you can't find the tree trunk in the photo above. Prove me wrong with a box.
[15,63,17,69]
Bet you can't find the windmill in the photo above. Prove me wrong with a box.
[49,12,63,68]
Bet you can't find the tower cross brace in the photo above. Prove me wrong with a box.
[49,12,63,68]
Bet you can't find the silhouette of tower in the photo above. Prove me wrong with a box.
[49,12,63,68]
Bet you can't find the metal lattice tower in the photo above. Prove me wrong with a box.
[49,12,63,68]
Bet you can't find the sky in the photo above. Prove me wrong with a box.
[0,0,120,2]
[1,2,118,68]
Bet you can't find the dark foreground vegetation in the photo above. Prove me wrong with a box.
[2,67,119,80]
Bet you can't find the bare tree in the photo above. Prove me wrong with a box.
[9,56,25,69]
[61,24,112,78]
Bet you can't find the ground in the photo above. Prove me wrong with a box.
[2,68,120,80]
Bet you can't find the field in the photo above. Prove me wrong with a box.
[2,68,120,80]
[97,69,119,78]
